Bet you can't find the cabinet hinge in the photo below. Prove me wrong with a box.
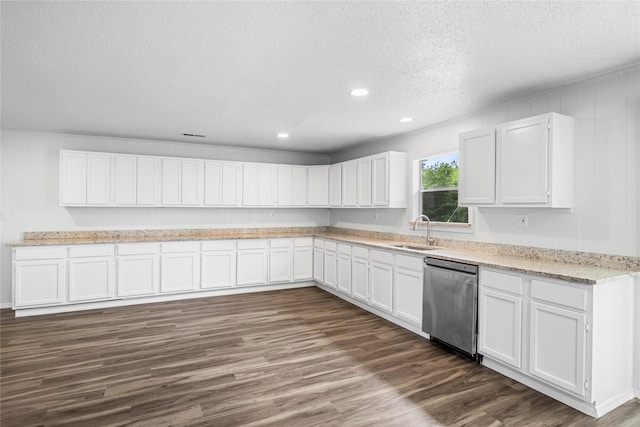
[585,321,590,333]
[584,379,589,390]
[547,118,551,130]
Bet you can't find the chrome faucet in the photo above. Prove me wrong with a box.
[412,214,434,247]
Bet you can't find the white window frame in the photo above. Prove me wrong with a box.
[411,153,473,234]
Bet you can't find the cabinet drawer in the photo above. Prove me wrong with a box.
[162,241,200,253]
[15,246,64,261]
[201,240,236,251]
[352,246,368,259]
[69,244,114,258]
[117,243,161,256]
[324,241,337,252]
[338,244,351,255]
[237,239,268,250]
[294,237,313,247]
[270,238,292,248]
[395,254,423,271]
[370,249,393,264]
[531,279,587,311]
[480,269,523,295]
[313,239,324,249]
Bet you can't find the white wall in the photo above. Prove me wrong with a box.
[330,65,640,258]
[0,131,330,306]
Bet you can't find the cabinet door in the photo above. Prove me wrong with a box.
[137,157,160,205]
[459,129,496,205]
[258,165,276,206]
[277,165,293,206]
[323,250,338,289]
[181,160,204,206]
[201,250,236,288]
[372,153,389,206]
[370,260,393,312]
[204,161,223,206]
[337,252,352,295]
[293,247,313,281]
[291,166,307,206]
[117,255,160,297]
[499,115,549,204]
[352,256,369,302]
[68,257,114,302]
[242,164,259,206]
[161,158,182,205]
[307,166,329,207]
[313,247,324,282]
[269,247,292,283]
[357,156,372,207]
[529,301,586,396]
[86,153,111,205]
[329,164,342,207]
[394,267,423,326]
[114,155,137,205]
[237,249,267,286]
[160,253,199,293]
[478,287,522,368]
[341,162,357,207]
[14,260,65,307]
[222,162,242,206]
[60,151,87,204]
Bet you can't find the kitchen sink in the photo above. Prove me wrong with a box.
[388,244,438,251]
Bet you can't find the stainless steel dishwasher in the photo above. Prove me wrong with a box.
[422,257,479,360]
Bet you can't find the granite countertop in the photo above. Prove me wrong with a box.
[8,227,640,285]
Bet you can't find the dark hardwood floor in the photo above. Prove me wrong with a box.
[1,286,639,426]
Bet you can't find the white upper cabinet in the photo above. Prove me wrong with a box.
[243,163,276,206]
[114,155,138,205]
[161,158,182,205]
[136,156,160,205]
[180,159,205,206]
[356,156,372,207]
[60,150,111,206]
[459,128,496,205]
[459,113,574,208]
[307,166,329,207]
[204,161,242,206]
[277,165,307,207]
[204,161,223,206]
[372,151,408,208]
[86,154,111,205]
[341,161,358,207]
[329,164,342,207]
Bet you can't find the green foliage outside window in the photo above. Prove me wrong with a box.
[420,154,469,224]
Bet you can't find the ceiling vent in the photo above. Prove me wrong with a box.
[182,133,205,137]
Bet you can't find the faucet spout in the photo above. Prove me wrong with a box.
[412,214,434,246]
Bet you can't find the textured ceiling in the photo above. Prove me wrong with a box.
[2,1,639,153]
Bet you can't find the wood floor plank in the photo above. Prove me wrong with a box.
[1,287,639,426]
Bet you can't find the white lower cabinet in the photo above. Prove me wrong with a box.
[67,245,115,302]
[323,241,338,289]
[337,244,352,295]
[160,242,200,293]
[369,250,394,313]
[269,239,293,284]
[236,239,268,286]
[13,247,66,307]
[393,254,423,326]
[351,246,369,302]
[201,241,236,289]
[117,243,161,297]
[293,238,313,281]
[313,239,324,283]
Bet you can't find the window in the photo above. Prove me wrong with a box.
[419,153,469,225]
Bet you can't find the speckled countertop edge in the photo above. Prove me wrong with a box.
[8,227,640,285]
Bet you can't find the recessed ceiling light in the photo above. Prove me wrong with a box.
[350,88,369,97]
[400,117,414,123]
[277,133,289,139]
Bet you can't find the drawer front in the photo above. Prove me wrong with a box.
[480,269,523,295]
[395,254,423,271]
[162,241,200,253]
[15,246,65,261]
[294,237,313,247]
[352,246,369,259]
[338,244,352,255]
[117,243,161,256]
[324,240,337,252]
[370,249,394,264]
[313,239,324,249]
[237,239,268,250]
[201,240,236,251]
[270,238,293,248]
[69,244,114,258]
[531,279,587,311]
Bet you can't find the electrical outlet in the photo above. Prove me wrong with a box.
[374,213,378,220]
[0,210,8,221]
[270,211,275,217]
[146,209,153,220]
[515,215,529,227]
